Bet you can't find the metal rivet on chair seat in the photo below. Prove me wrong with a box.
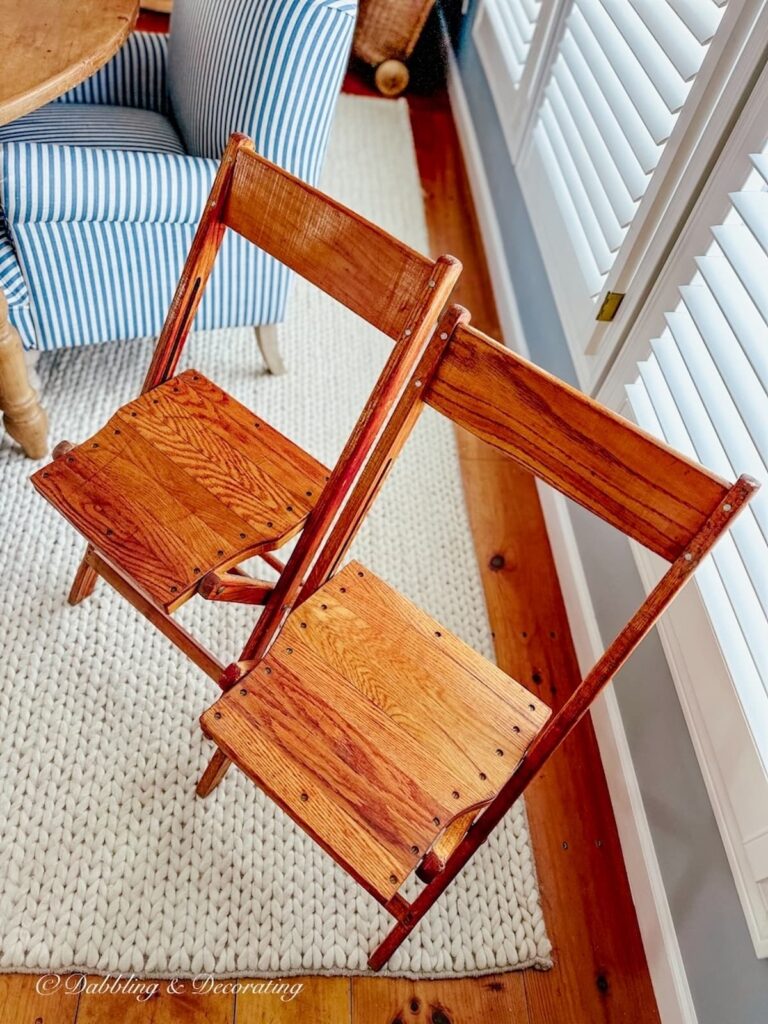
[239,689,247,696]
[389,874,398,884]
[479,772,487,780]
[267,521,273,528]
[239,532,246,539]
[217,549,224,556]
[300,792,309,802]
[214,711,222,719]
[286,505,293,512]
[452,790,460,799]
[528,703,536,711]
[434,630,442,638]
[496,748,504,756]
[410,845,419,855]
[512,725,520,733]
[170,585,178,593]
[433,817,440,826]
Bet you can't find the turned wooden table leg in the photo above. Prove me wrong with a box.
[0,289,48,458]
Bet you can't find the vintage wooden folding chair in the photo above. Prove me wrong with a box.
[196,309,758,969]
[30,133,461,686]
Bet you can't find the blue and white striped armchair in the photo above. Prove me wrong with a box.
[0,0,356,376]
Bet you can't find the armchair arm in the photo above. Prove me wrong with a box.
[55,31,170,114]
[0,143,216,226]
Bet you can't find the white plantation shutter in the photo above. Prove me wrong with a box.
[488,0,543,86]
[624,140,768,954]
[627,151,768,726]
[526,0,727,300]
[473,0,561,157]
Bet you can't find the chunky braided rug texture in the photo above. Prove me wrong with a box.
[0,96,551,978]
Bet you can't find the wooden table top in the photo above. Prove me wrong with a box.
[0,0,138,126]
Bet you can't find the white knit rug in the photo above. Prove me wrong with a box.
[0,95,551,978]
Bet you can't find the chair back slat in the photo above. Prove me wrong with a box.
[224,145,437,340]
[426,323,730,561]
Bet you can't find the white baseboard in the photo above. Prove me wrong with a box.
[444,42,697,1024]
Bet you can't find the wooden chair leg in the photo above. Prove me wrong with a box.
[369,912,420,971]
[196,748,232,797]
[68,547,99,605]
[254,324,286,376]
[0,289,48,458]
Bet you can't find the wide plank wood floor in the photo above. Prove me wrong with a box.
[0,53,660,1024]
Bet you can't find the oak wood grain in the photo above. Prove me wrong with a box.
[203,560,549,903]
[0,0,137,126]
[225,146,440,341]
[32,371,327,612]
[427,323,730,562]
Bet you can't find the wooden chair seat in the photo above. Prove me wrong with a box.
[201,560,551,903]
[31,369,329,612]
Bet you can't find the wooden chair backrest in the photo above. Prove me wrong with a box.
[426,323,732,562]
[224,143,439,341]
[143,134,456,393]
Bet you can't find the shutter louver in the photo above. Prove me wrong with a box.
[627,146,768,706]
[532,0,727,297]
[488,0,544,87]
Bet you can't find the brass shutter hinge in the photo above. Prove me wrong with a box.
[596,291,625,322]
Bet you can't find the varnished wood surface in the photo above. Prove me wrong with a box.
[0,0,137,125]
[427,322,730,562]
[4,73,663,1023]
[226,146,440,341]
[32,370,328,611]
[353,974,529,1024]
[204,560,549,903]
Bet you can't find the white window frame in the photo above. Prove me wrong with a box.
[513,0,768,393]
[473,0,568,160]
[599,63,768,959]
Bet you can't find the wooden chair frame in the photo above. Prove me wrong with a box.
[199,305,757,968]
[33,134,758,971]
[45,133,462,695]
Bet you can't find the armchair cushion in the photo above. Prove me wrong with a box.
[0,104,185,156]
[54,31,170,114]
[0,143,290,350]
